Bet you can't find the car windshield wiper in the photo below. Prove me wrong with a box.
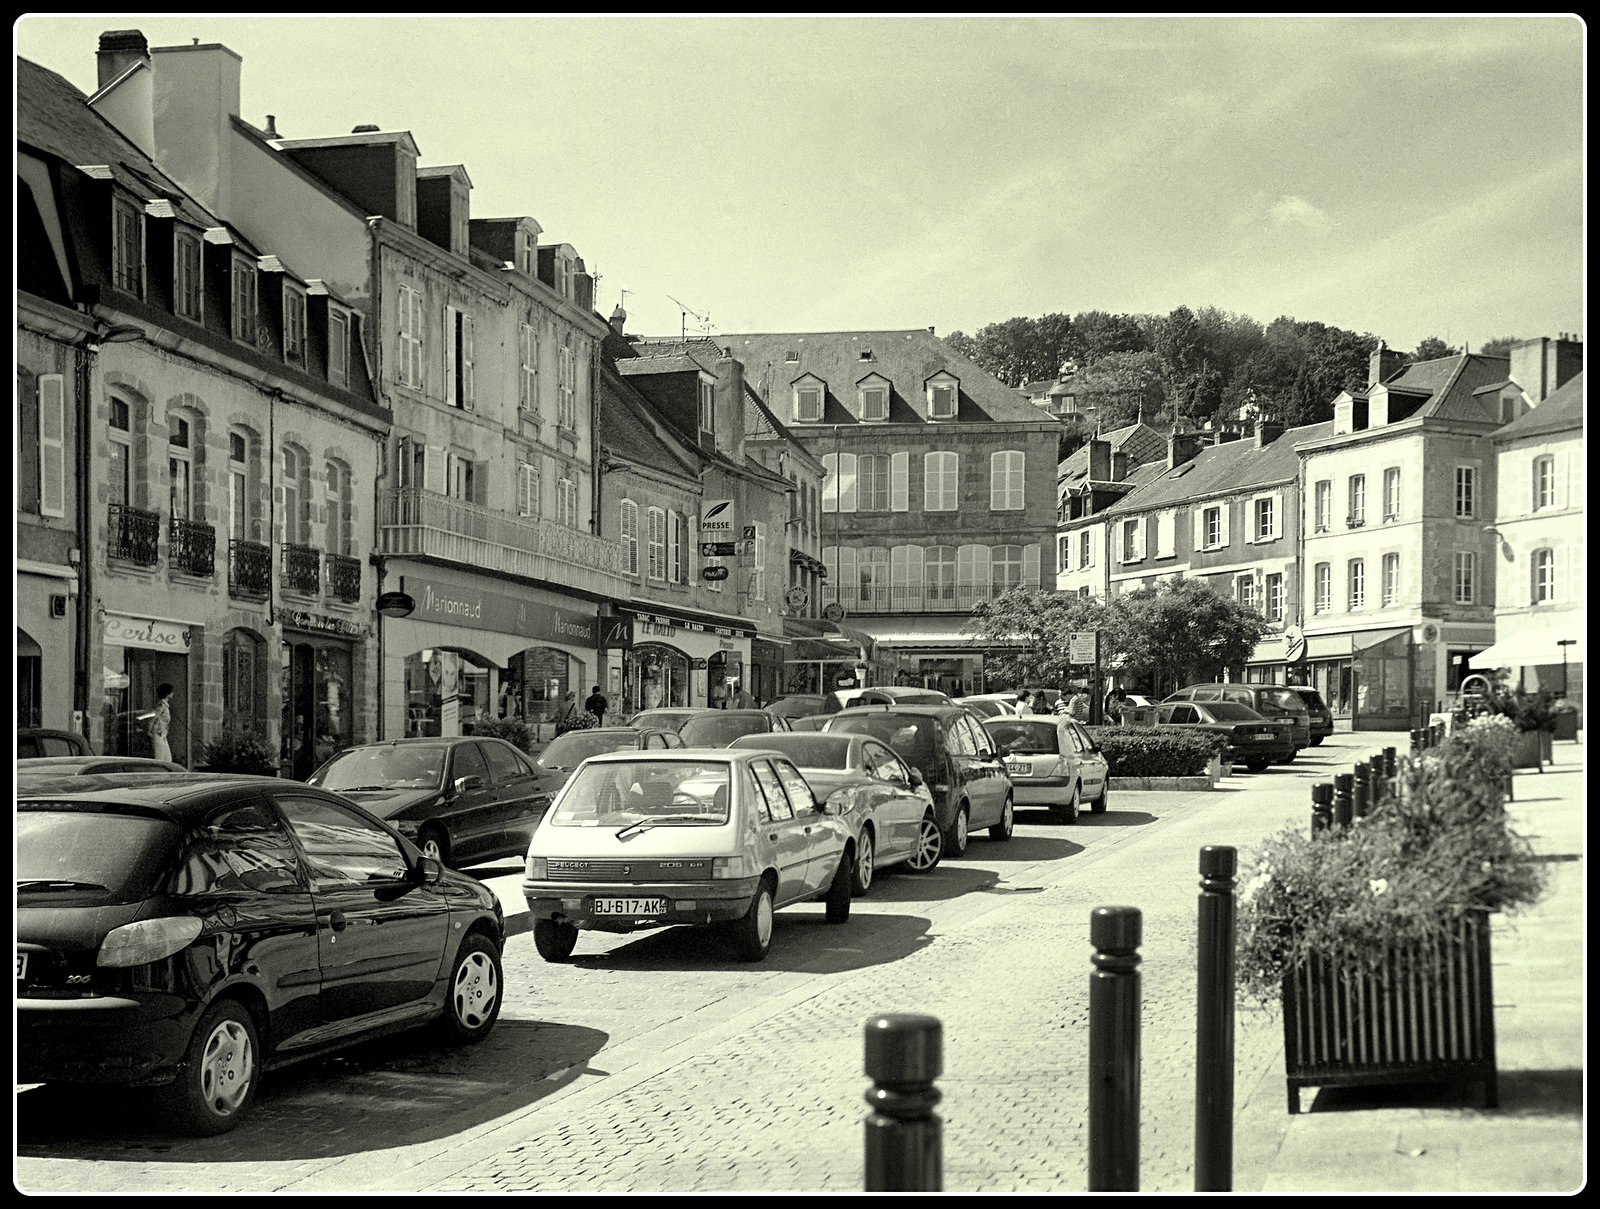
[17,879,109,891]
[333,784,397,793]
[615,814,716,840]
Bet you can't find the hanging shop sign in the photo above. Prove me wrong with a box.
[701,541,738,557]
[701,500,735,535]
[102,612,193,652]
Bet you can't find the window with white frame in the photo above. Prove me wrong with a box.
[1347,475,1366,527]
[891,545,924,608]
[108,397,133,508]
[282,284,307,367]
[992,545,1025,594]
[520,322,539,412]
[281,444,311,544]
[1314,562,1331,614]
[1079,529,1092,570]
[859,381,889,422]
[328,307,350,389]
[174,230,203,322]
[794,382,823,423]
[36,375,65,519]
[1531,547,1556,603]
[112,198,144,296]
[926,545,956,602]
[1454,465,1477,518]
[989,450,1025,511]
[620,499,639,574]
[326,460,352,556]
[1453,550,1476,604]
[1532,455,1555,511]
[228,429,251,541]
[168,415,193,522]
[889,450,908,512]
[668,510,684,583]
[1235,572,1258,613]
[697,377,715,435]
[397,284,424,388]
[1265,571,1285,622]
[393,433,423,491]
[231,254,257,344]
[1314,479,1332,532]
[751,522,766,600]
[856,547,889,608]
[445,451,477,505]
[1200,504,1225,550]
[926,375,958,419]
[1382,467,1401,521]
[559,335,577,428]
[924,451,958,512]
[446,306,474,409]
[1121,518,1143,563]
[647,506,666,580]
[857,454,891,512]
[517,461,540,517]
[1381,552,1399,606]
[1347,558,1365,610]
[1058,535,1071,573]
[822,452,858,513]
[1252,495,1278,542]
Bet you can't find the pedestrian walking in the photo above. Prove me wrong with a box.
[1068,690,1091,722]
[142,683,173,762]
[584,684,609,726]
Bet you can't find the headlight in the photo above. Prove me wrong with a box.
[526,856,547,879]
[97,917,204,968]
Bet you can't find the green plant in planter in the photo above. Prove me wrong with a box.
[196,726,279,776]
[1236,714,1546,1006]
[555,712,597,736]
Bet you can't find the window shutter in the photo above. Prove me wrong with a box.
[1023,544,1041,589]
[839,453,858,513]
[445,306,458,405]
[1218,503,1230,548]
[891,451,908,512]
[1088,528,1095,568]
[1552,546,1567,603]
[1271,492,1284,538]
[821,453,837,513]
[39,375,67,518]
[462,314,475,410]
[1192,509,1204,551]
[1136,518,1147,560]
[422,445,445,493]
[1554,451,1569,509]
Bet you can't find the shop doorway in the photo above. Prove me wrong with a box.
[103,646,190,763]
[281,639,355,780]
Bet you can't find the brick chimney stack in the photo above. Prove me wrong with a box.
[97,29,149,90]
[1369,341,1407,386]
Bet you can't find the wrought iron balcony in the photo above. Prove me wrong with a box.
[169,517,216,577]
[819,581,1039,614]
[281,542,322,596]
[229,539,271,599]
[380,488,631,598]
[326,552,362,603]
[108,503,160,566]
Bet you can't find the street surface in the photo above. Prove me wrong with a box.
[16,734,1403,1194]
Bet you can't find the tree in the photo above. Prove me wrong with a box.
[965,588,1107,688]
[1070,310,1148,364]
[1101,579,1272,697]
[1477,335,1518,359]
[1412,336,1459,362]
[942,330,979,362]
[1072,350,1165,430]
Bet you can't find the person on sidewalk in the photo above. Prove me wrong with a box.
[730,682,755,709]
[141,683,173,762]
[584,684,608,727]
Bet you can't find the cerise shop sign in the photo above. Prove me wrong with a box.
[103,613,193,652]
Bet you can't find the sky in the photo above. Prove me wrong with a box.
[14,14,1586,354]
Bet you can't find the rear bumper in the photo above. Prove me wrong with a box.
[1009,778,1073,806]
[523,877,759,931]
[17,992,195,1085]
[1225,741,1297,764]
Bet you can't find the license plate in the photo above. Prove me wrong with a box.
[1252,733,1274,741]
[1005,761,1031,776]
[593,897,667,916]
[17,952,28,981]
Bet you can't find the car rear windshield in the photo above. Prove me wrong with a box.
[1255,688,1305,712]
[549,761,733,828]
[678,715,772,746]
[17,805,181,900]
[1208,703,1267,722]
[731,734,852,769]
[1293,689,1328,710]
[985,720,1060,755]
[826,715,938,763]
[311,744,446,791]
[541,732,638,767]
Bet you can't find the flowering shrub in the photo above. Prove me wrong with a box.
[469,717,535,754]
[197,726,278,776]
[1236,718,1546,1005]
[555,711,597,736]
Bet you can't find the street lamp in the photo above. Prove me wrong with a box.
[1557,638,1576,697]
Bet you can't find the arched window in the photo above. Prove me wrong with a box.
[991,544,1024,593]
[956,544,990,607]
[926,545,956,605]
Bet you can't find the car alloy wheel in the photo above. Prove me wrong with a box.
[156,998,259,1136]
[989,795,1014,841]
[850,827,875,896]
[419,824,451,868]
[438,933,502,1043]
[904,812,944,874]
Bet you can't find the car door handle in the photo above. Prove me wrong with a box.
[328,909,347,933]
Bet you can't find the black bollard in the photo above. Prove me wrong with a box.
[1195,847,1236,1192]
[1089,906,1142,1192]
[1368,755,1387,808]
[1310,782,1334,832]
[1352,763,1370,819]
[1410,727,1423,753]
[1383,746,1397,780]
[863,1013,943,1191]
[1333,773,1354,828]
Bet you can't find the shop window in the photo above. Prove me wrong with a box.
[403,648,492,739]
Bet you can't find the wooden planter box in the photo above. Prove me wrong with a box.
[1281,909,1497,1113]
[1553,711,1580,741]
[1510,729,1554,768]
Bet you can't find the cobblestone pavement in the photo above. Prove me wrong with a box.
[22,733,1520,1194]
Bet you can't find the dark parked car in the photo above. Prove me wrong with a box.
[624,708,703,733]
[676,709,794,747]
[17,728,92,758]
[17,773,505,1135]
[1154,701,1297,772]
[533,726,684,797]
[1164,683,1311,754]
[820,705,1013,857]
[763,695,829,721]
[17,755,186,780]
[307,736,550,868]
[1284,685,1335,745]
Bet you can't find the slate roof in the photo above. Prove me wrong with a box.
[1381,352,1512,424]
[1102,421,1334,517]
[616,353,716,379]
[1057,422,1168,487]
[597,367,701,483]
[717,330,1050,424]
[1493,373,1584,442]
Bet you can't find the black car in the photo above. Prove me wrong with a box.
[307,736,550,868]
[1284,685,1335,745]
[17,728,92,758]
[1154,701,1297,772]
[821,705,1013,857]
[17,773,505,1135]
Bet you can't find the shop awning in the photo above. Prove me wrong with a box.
[784,637,860,663]
[1473,631,1585,668]
[1354,627,1412,653]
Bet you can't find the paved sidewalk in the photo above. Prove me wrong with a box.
[1237,738,1586,1194]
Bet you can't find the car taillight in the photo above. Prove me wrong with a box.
[526,856,547,879]
[97,917,203,968]
[713,855,756,879]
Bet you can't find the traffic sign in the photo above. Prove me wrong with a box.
[700,541,737,557]
[701,565,730,582]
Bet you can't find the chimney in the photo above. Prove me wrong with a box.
[1254,419,1284,448]
[1510,336,1585,405]
[1369,341,1406,385]
[1111,451,1130,482]
[609,302,628,334]
[264,114,279,138]
[97,29,149,90]
[1167,431,1205,471]
[1086,438,1112,482]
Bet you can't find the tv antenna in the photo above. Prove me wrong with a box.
[666,293,712,340]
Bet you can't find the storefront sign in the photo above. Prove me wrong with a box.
[600,617,634,650]
[102,613,193,652]
[701,541,737,557]
[642,620,677,639]
[702,565,730,582]
[701,500,734,535]
[283,609,368,639]
[403,575,597,646]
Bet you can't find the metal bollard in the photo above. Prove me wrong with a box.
[1089,906,1142,1192]
[1368,755,1387,807]
[1410,727,1423,753]
[863,1013,943,1191]
[1333,773,1354,828]
[1195,848,1236,1192]
[1310,782,1334,832]
[1352,762,1370,819]
[1383,746,1397,780]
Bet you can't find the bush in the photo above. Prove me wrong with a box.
[1236,717,1546,1005]
[1086,725,1222,778]
[469,716,535,754]
[555,712,596,736]
[196,726,278,776]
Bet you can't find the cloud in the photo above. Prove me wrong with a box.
[1266,194,1332,230]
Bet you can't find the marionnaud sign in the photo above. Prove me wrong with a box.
[404,576,596,645]
[701,500,734,535]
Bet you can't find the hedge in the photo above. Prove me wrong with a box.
[1085,725,1224,778]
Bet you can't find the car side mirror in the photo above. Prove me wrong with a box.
[415,855,443,884]
[907,767,925,787]
[453,774,485,794]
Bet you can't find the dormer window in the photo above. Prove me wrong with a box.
[173,229,203,321]
[792,375,825,424]
[698,376,716,435]
[858,375,890,422]
[230,253,258,344]
[283,283,307,367]
[112,197,144,296]
[925,372,959,420]
[327,306,350,389]
[785,349,799,363]
[858,349,874,362]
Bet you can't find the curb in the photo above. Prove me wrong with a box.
[1107,775,1215,791]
